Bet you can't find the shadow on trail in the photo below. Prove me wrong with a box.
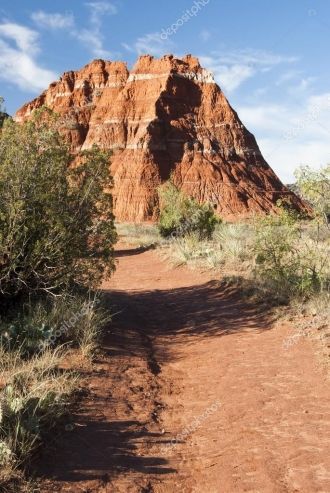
[103,279,275,365]
[38,418,175,484]
[115,244,156,258]
[34,321,176,485]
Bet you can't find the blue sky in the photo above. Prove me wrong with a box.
[0,0,329,182]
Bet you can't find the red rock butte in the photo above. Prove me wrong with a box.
[15,54,307,221]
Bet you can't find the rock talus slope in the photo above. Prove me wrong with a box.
[15,55,307,221]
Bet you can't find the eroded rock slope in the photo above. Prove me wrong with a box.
[16,55,307,220]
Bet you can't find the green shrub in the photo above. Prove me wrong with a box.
[0,109,117,299]
[0,97,9,129]
[0,96,9,131]
[253,209,330,300]
[294,164,330,223]
[158,181,219,239]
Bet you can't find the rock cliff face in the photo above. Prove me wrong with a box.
[15,55,307,221]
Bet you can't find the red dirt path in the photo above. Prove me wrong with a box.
[38,245,330,492]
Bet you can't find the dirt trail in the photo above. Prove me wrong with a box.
[39,245,330,493]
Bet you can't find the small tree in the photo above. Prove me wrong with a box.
[158,181,219,239]
[294,164,330,224]
[0,97,9,128]
[0,109,117,298]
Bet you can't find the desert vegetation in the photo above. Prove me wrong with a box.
[0,105,116,487]
[159,168,329,302]
[157,181,219,239]
[119,168,329,339]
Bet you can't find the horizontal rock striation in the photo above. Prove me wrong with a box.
[16,55,308,221]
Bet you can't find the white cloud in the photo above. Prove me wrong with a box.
[31,3,117,58]
[276,69,301,86]
[31,11,74,30]
[0,22,56,92]
[75,28,111,58]
[259,137,330,183]
[86,2,117,23]
[74,2,117,58]
[123,32,174,57]
[276,71,317,99]
[0,22,39,53]
[200,49,298,93]
[216,49,298,66]
[287,76,317,97]
[238,93,330,182]
[307,93,330,110]
[200,59,255,92]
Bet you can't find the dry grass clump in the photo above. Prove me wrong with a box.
[0,348,76,482]
[0,293,110,360]
[163,223,254,273]
[116,222,163,248]
[0,292,110,485]
[289,292,330,363]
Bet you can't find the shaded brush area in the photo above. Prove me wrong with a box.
[0,106,117,489]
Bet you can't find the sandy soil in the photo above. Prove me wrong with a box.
[37,244,330,493]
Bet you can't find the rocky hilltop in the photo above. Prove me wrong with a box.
[16,55,307,221]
